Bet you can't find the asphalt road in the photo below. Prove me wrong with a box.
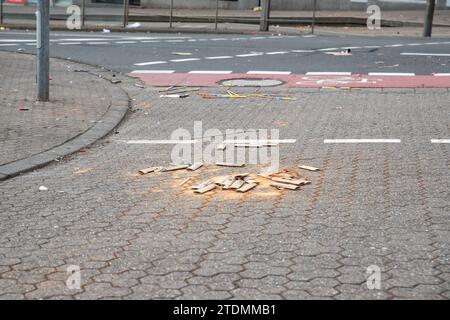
[1,30,450,75]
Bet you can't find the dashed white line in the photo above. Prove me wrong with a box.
[434,73,450,76]
[235,53,264,57]
[291,50,315,53]
[170,58,201,62]
[115,41,137,44]
[188,70,233,74]
[431,139,450,144]
[401,52,450,57]
[87,42,109,45]
[205,56,233,60]
[130,70,175,74]
[140,40,161,43]
[0,44,18,46]
[306,72,352,75]
[59,42,81,45]
[384,44,404,47]
[324,139,401,144]
[247,71,292,75]
[134,61,167,66]
[166,40,185,43]
[317,48,339,51]
[368,72,415,76]
[265,51,289,55]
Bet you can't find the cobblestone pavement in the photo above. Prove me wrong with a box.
[0,72,449,299]
[0,51,113,166]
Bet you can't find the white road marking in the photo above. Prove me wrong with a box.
[115,41,137,44]
[0,43,18,46]
[166,40,185,42]
[401,52,450,57]
[170,58,201,62]
[434,73,450,76]
[384,44,404,47]
[0,39,36,42]
[265,51,289,55]
[59,42,82,45]
[235,53,264,57]
[134,61,167,66]
[224,139,296,144]
[87,42,109,45]
[247,71,292,75]
[306,72,352,75]
[324,139,401,144]
[302,35,317,38]
[291,50,315,53]
[126,140,198,144]
[362,45,381,49]
[341,46,360,50]
[188,70,232,74]
[211,38,226,41]
[25,43,36,46]
[317,48,339,51]
[205,56,233,60]
[368,72,415,76]
[431,139,450,144]
[130,70,175,74]
[407,43,422,46]
[140,40,161,43]
[250,37,266,40]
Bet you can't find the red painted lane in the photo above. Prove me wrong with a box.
[129,73,450,89]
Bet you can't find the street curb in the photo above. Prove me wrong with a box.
[0,62,130,182]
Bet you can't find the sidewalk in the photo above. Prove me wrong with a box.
[0,51,129,180]
[0,72,448,299]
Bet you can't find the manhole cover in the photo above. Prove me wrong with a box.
[220,78,284,87]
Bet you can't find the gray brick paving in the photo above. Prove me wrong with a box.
[0,72,449,299]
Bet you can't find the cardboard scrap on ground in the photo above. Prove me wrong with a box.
[298,165,320,172]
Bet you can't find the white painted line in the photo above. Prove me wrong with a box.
[384,44,405,47]
[141,40,161,43]
[302,35,317,38]
[250,37,266,40]
[231,37,246,40]
[115,41,137,44]
[368,72,415,76]
[424,42,441,45]
[134,61,167,66]
[306,72,352,75]
[407,43,422,46]
[265,51,289,55]
[59,42,81,45]
[247,71,292,75]
[0,39,36,42]
[126,140,198,144]
[87,42,109,45]
[362,45,381,49]
[291,50,315,53]
[170,58,201,62]
[188,70,232,74]
[317,48,339,51]
[0,44,18,46]
[166,40,185,42]
[25,43,36,46]
[187,39,197,42]
[224,139,296,144]
[130,70,175,74]
[205,56,233,60]
[211,38,226,41]
[235,53,264,57]
[431,139,450,144]
[401,52,450,57]
[434,73,450,76]
[324,139,401,144]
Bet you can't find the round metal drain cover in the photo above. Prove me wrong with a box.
[220,78,284,87]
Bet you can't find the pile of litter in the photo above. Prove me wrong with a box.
[159,86,200,98]
[198,90,296,101]
[138,162,320,195]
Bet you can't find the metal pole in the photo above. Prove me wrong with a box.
[423,0,436,37]
[37,0,49,101]
[215,0,219,30]
[123,0,129,28]
[81,0,86,28]
[1,0,4,26]
[169,0,173,28]
[312,0,317,34]
[260,0,271,32]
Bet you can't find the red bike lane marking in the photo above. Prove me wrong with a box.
[129,73,450,88]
